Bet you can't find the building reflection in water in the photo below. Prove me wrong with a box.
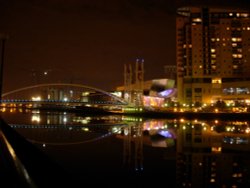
[176,119,250,188]
[122,122,144,172]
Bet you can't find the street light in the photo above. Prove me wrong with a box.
[0,34,8,103]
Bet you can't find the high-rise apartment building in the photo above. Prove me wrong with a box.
[176,7,250,104]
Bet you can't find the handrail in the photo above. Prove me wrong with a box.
[0,117,78,188]
[0,126,37,187]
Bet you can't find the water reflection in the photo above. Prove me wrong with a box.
[1,109,250,187]
[176,120,250,188]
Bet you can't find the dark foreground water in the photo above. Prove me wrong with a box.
[1,108,250,187]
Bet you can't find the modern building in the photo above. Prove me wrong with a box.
[176,7,250,105]
[116,78,177,108]
[118,60,177,108]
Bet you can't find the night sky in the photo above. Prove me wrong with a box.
[0,0,249,92]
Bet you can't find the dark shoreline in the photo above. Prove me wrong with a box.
[121,111,250,120]
[34,106,250,120]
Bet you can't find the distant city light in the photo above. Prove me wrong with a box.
[31,96,41,101]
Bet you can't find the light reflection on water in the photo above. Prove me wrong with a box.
[1,109,250,187]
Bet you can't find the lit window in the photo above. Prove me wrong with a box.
[193,18,202,22]
[212,147,221,152]
[210,179,215,183]
[233,65,238,69]
[232,43,237,47]
[232,54,242,58]
[241,13,248,17]
[232,38,242,42]
[232,173,237,177]
[212,78,221,84]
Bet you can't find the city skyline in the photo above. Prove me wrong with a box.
[1,0,250,93]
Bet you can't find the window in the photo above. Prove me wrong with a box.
[212,78,221,84]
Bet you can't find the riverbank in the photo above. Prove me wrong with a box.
[120,110,250,120]
[34,105,250,120]
[21,106,250,120]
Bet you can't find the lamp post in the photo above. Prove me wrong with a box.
[0,34,8,103]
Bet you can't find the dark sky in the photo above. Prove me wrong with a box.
[0,0,178,92]
[0,0,249,92]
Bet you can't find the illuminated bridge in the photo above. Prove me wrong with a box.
[1,83,128,108]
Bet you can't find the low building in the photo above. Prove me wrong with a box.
[116,78,177,107]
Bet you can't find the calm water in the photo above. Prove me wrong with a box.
[1,108,250,187]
